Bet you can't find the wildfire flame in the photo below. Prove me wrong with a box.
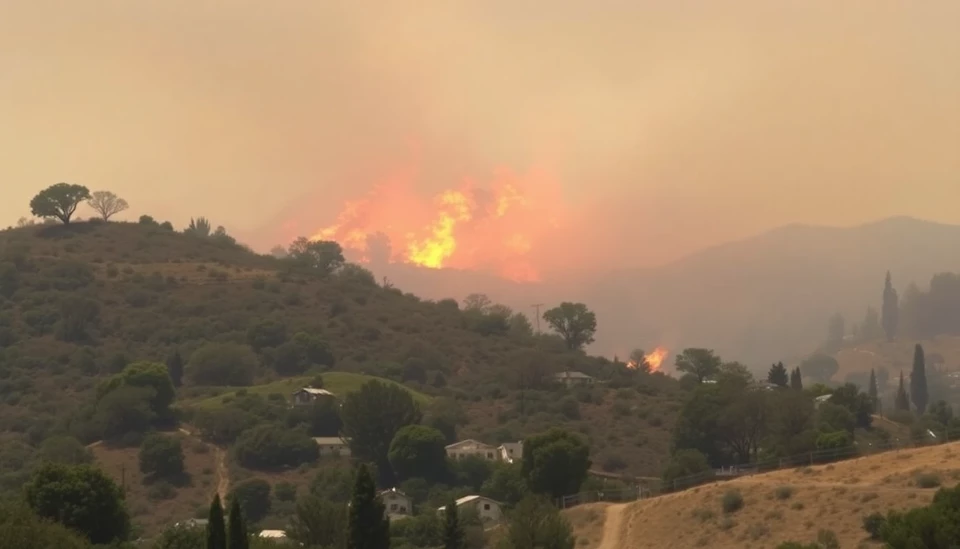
[309,165,566,282]
[645,347,668,372]
[627,347,668,373]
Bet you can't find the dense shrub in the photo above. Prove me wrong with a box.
[139,433,185,478]
[234,424,319,470]
[187,342,258,386]
[229,478,272,523]
[721,489,744,513]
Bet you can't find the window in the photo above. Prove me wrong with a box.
[483,504,490,511]
[486,452,493,459]
[390,504,397,511]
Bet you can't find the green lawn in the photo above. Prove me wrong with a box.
[183,371,431,409]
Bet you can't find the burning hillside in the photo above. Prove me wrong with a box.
[307,164,569,282]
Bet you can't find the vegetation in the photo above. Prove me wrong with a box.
[347,464,390,549]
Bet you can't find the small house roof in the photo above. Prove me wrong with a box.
[258,530,287,538]
[313,437,349,446]
[295,387,336,397]
[438,495,501,511]
[379,487,409,498]
[445,439,496,451]
[553,371,593,379]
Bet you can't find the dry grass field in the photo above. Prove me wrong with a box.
[577,441,960,549]
[90,431,223,538]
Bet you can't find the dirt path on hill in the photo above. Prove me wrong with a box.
[213,446,229,501]
[180,426,229,501]
[596,504,627,549]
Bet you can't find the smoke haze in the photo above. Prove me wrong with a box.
[2,1,960,363]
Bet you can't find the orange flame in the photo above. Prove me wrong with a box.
[310,165,566,281]
[645,347,668,372]
[626,347,668,372]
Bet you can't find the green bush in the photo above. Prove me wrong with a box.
[229,478,272,523]
[721,489,744,514]
[138,433,185,478]
[234,424,319,470]
[774,485,794,500]
[862,512,885,540]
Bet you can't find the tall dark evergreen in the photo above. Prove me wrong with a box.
[790,367,803,390]
[895,371,911,412]
[442,499,464,549]
[166,350,184,388]
[767,362,789,387]
[882,271,899,342]
[347,464,390,549]
[207,494,227,549]
[228,498,249,549]
[911,344,929,415]
[868,369,879,412]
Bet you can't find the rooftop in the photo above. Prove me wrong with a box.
[313,437,349,446]
[553,371,593,379]
[295,387,336,396]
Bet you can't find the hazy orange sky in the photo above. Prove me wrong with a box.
[2,1,958,269]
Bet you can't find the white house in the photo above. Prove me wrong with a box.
[498,441,523,463]
[445,439,499,461]
[292,387,336,406]
[313,437,351,457]
[439,495,503,523]
[552,371,595,388]
[258,530,287,539]
[379,488,413,520]
[814,394,833,409]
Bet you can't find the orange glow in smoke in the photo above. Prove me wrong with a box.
[310,165,567,282]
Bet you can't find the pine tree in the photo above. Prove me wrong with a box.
[882,271,899,342]
[790,367,803,391]
[868,369,879,412]
[167,350,184,388]
[207,494,227,549]
[442,499,464,549]
[911,344,929,415]
[895,371,911,412]
[347,464,390,549]
[767,362,789,388]
[227,498,249,549]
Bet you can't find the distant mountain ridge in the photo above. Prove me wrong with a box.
[372,216,960,369]
[588,216,960,367]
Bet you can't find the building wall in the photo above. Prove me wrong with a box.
[317,444,350,457]
[383,494,411,516]
[467,500,502,522]
[447,447,498,461]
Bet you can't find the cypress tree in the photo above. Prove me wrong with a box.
[895,372,911,412]
[228,498,249,549]
[347,464,390,549]
[911,344,929,415]
[167,350,184,388]
[207,494,227,549]
[882,271,899,342]
[868,369,879,412]
[442,499,464,549]
[790,367,803,391]
[767,362,788,388]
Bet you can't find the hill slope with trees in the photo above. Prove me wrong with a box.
[0,190,689,540]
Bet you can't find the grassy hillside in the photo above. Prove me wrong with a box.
[0,220,684,538]
[586,441,960,549]
[184,372,433,410]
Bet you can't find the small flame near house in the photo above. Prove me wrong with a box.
[627,347,668,373]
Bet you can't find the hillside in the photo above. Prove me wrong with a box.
[370,216,960,368]
[0,220,684,537]
[581,441,960,549]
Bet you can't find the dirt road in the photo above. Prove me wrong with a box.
[596,504,627,549]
